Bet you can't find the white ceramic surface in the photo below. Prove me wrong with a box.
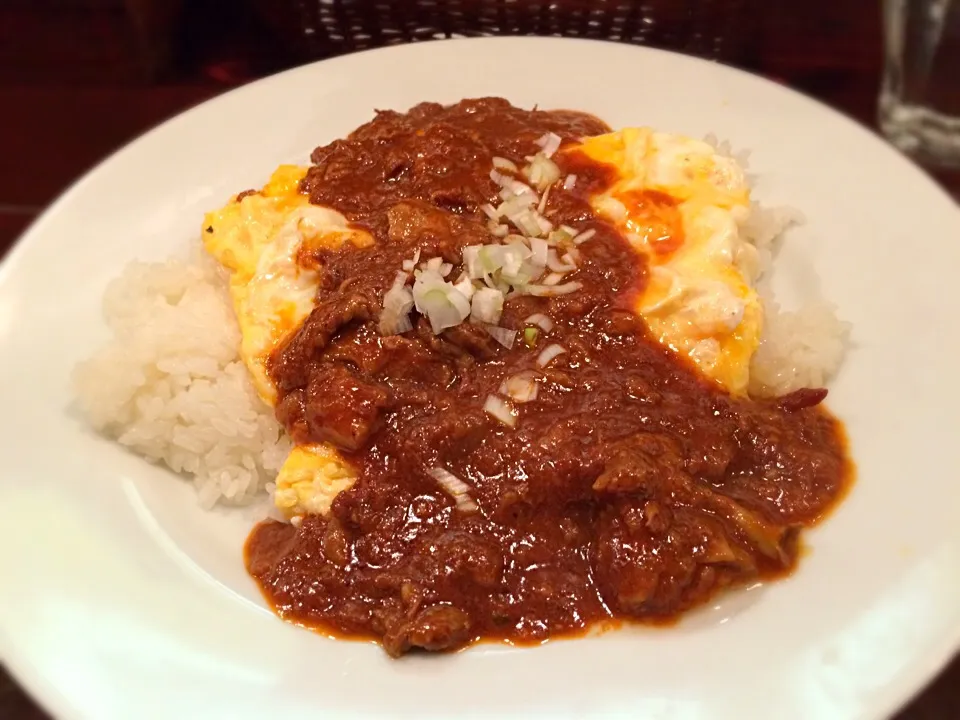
[1,37,959,720]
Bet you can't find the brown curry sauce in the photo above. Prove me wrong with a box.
[244,98,852,656]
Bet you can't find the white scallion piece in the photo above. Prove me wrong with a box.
[573,228,597,245]
[563,174,577,190]
[471,287,504,325]
[412,269,471,334]
[501,239,531,274]
[465,244,507,279]
[499,371,539,403]
[524,313,554,332]
[525,281,582,297]
[513,209,544,237]
[499,195,536,219]
[463,245,484,278]
[483,394,518,427]
[524,153,562,192]
[515,184,540,204]
[528,236,549,268]
[453,273,476,300]
[386,153,590,340]
[535,132,562,158]
[537,344,568,367]
[402,248,422,272]
[428,467,479,513]
[496,172,537,199]
[379,271,415,336]
[537,185,551,215]
[535,213,554,235]
[484,324,516,349]
[481,203,500,219]
[547,248,576,273]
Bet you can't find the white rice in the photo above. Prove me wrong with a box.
[73,253,291,507]
[740,202,849,396]
[74,143,848,507]
[742,202,849,396]
[749,293,849,394]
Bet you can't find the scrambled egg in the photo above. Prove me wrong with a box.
[202,166,371,519]
[573,128,761,394]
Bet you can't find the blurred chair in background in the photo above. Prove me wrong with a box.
[251,0,761,65]
[121,0,763,80]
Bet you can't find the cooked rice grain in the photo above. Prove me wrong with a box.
[749,295,849,397]
[73,255,291,507]
[738,202,850,397]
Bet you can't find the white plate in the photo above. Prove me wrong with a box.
[1,37,959,720]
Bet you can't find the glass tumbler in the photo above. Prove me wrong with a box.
[880,0,960,167]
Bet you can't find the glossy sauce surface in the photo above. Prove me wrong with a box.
[246,98,851,656]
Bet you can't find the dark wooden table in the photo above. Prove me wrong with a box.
[1,1,958,718]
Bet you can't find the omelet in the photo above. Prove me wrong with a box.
[572,128,761,394]
[205,128,761,521]
[202,166,372,520]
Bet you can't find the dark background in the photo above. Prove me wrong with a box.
[1,1,958,718]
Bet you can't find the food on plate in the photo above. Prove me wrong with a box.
[201,165,367,516]
[75,98,852,656]
[575,128,760,393]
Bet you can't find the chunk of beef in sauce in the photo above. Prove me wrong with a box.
[246,98,850,656]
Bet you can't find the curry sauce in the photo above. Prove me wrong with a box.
[245,99,852,656]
